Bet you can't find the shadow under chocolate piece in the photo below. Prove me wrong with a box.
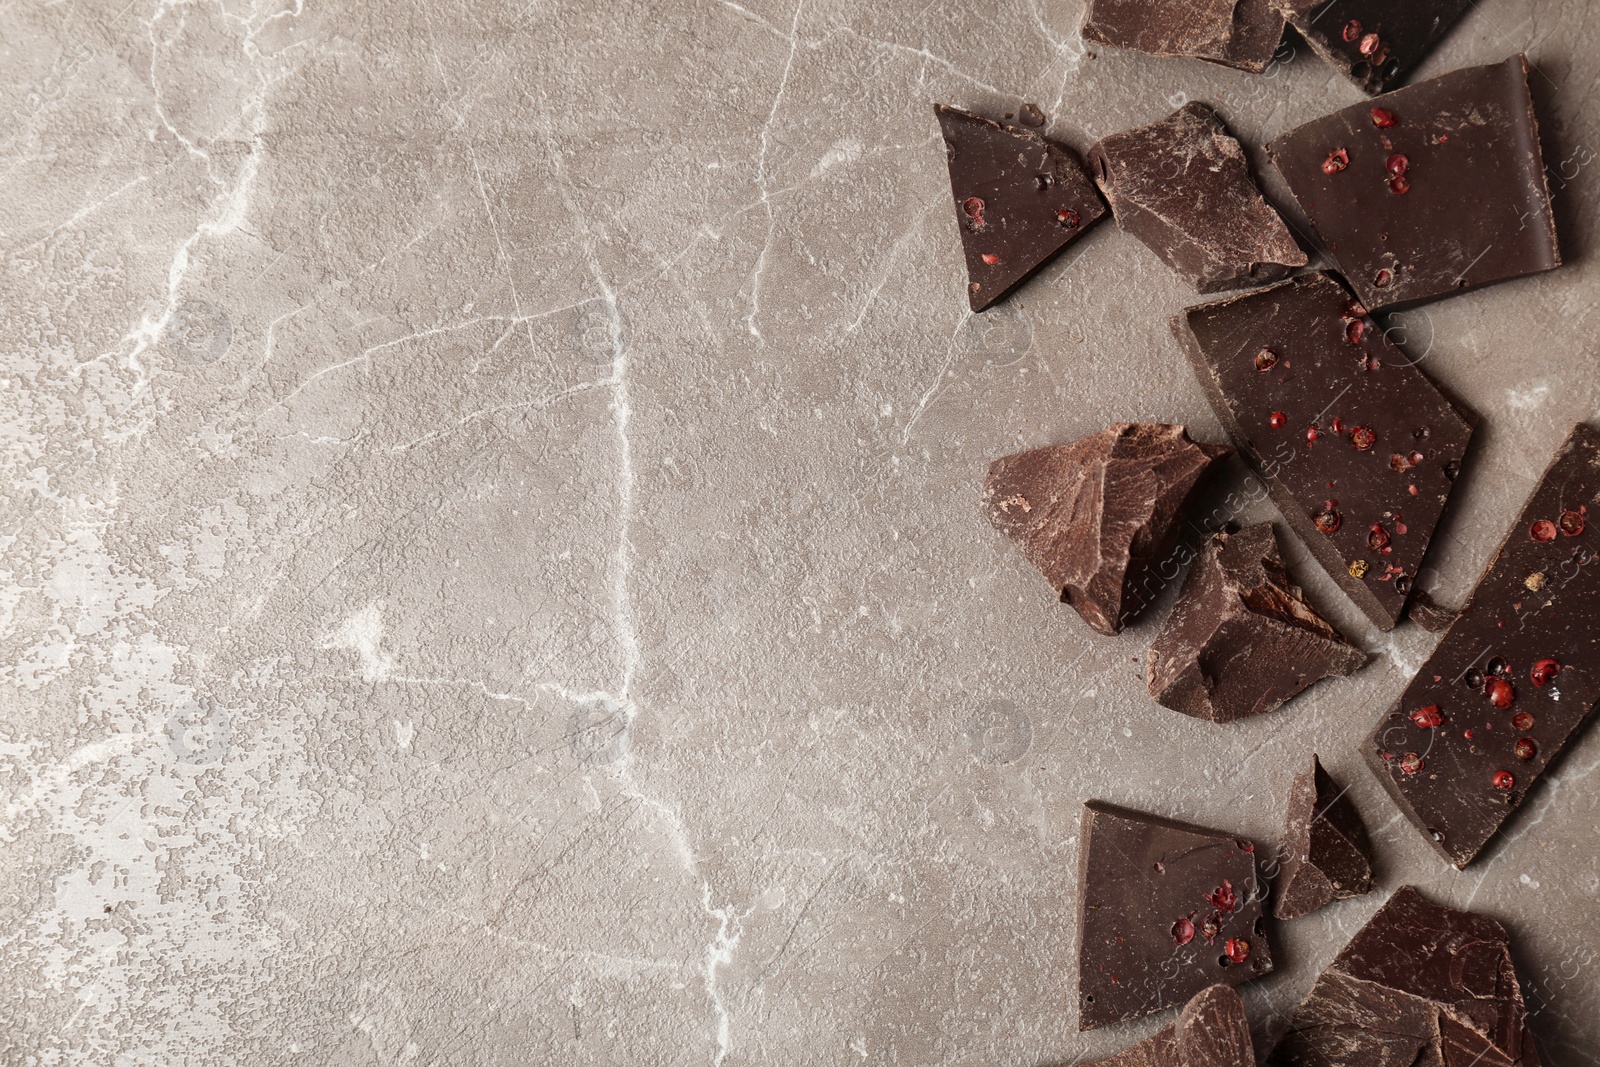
[1267,54,1559,312]
[1174,271,1473,631]
[1081,0,1283,73]
[1273,0,1474,95]
[1148,524,1366,723]
[1077,800,1272,1031]
[1273,755,1373,919]
[983,423,1231,636]
[1361,423,1600,869]
[1068,984,1254,1066]
[1269,885,1541,1066]
[935,103,1107,312]
[1089,103,1306,294]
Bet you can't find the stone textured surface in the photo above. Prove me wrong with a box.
[2,1,1598,1064]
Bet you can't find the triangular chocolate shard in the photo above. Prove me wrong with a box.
[1089,103,1306,294]
[934,104,1106,312]
[1270,887,1541,1067]
[1077,801,1272,1031]
[983,423,1231,635]
[1147,524,1367,723]
[1361,423,1600,868]
[1273,755,1374,919]
[1070,984,1254,1066]
[1174,271,1474,630]
[1080,0,1284,73]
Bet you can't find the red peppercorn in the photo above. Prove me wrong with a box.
[1409,705,1443,729]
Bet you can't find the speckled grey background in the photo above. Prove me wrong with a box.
[3,1,1598,1063]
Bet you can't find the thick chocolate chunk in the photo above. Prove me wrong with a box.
[1273,755,1373,919]
[1080,0,1284,73]
[1073,985,1254,1067]
[935,104,1106,312]
[1089,103,1307,294]
[1176,984,1255,1067]
[1270,886,1541,1066]
[1077,800,1272,1030]
[1267,55,1560,311]
[1408,589,1459,633]
[1148,525,1366,723]
[1273,0,1473,95]
[1175,271,1474,630]
[984,424,1231,635]
[1361,423,1600,868]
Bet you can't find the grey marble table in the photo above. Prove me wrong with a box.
[3,1,1598,1063]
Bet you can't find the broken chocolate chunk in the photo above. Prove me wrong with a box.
[1408,588,1458,633]
[1361,423,1600,868]
[1267,55,1560,312]
[1074,984,1254,1066]
[1174,271,1474,630]
[1077,800,1272,1030]
[1147,524,1366,723]
[1272,0,1474,95]
[1269,886,1542,1066]
[1273,755,1374,919]
[1176,983,1255,1067]
[1080,0,1284,73]
[1089,103,1307,294]
[984,424,1231,635]
[935,103,1107,312]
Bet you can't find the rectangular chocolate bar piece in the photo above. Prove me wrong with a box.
[1077,801,1271,1030]
[1174,271,1473,630]
[1267,55,1560,312]
[1362,423,1600,868]
[1273,0,1474,95]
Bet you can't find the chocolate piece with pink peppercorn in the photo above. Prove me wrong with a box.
[1362,423,1600,869]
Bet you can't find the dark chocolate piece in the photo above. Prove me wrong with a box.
[1073,985,1254,1066]
[984,424,1231,635]
[935,104,1106,312]
[1273,755,1373,919]
[1267,55,1560,312]
[1361,423,1600,868]
[1148,525,1366,723]
[1089,103,1307,294]
[1273,0,1473,95]
[1077,800,1272,1030]
[1081,0,1284,73]
[1269,886,1541,1066]
[1175,271,1474,630]
[1176,983,1255,1067]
